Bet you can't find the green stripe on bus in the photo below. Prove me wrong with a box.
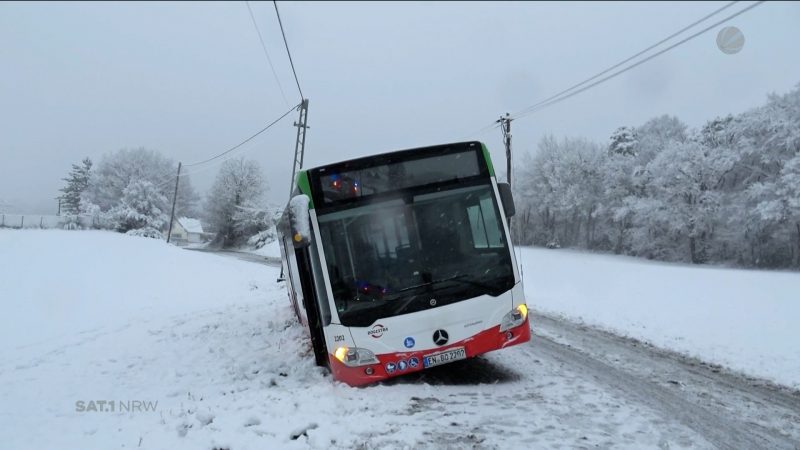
[480,142,495,177]
[297,170,315,208]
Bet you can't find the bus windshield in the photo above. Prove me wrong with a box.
[317,183,514,327]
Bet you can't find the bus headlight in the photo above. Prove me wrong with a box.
[500,304,528,332]
[333,347,379,367]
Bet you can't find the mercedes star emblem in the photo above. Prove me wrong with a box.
[429,298,437,306]
[433,329,449,346]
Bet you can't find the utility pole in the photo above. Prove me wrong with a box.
[497,113,514,234]
[279,99,309,282]
[497,113,513,187]
[166,162,182,244]
[288,99,310,198]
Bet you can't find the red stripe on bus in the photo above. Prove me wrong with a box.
[329,317,531,386]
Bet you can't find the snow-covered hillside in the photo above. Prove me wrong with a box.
[1,230,799,449]
[520,247,800,388]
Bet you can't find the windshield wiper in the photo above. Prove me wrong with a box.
[443,274,501,293]
[387,274,503,316]
[385,275,452,315]
[396,273,462,293]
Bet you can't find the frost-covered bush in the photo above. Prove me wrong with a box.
[126,227,164,239]
[59,214,82,230]
[108,179,168,233]
[246,222,280,249]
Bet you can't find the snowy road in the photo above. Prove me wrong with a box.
[185,247,282,267]
[182,249,800,448]
[367,310,800,449]
[3,231,799,449]
[524,314,800,449]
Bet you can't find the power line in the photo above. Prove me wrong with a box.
[273,1,304,100]
[183,102,301,169]
[459,2,740,140]
[458,121,499,141]
[514,1,765,120]
[513,1,740,119]
[245,0,290,108]
[153,104,300,191]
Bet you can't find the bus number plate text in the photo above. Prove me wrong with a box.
[423,347,466,368]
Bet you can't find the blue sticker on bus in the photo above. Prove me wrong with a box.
[403,337,415,348]
[409,357,419,368]
[385,362,396,374]
[397,360,408,371]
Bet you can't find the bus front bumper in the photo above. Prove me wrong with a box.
[329,317,531,387]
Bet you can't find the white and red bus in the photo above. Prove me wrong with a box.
[277,141,530,386]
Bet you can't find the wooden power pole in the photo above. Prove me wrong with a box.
[288,99,310,198]
[166,162,182,243]
[497,113,513,187]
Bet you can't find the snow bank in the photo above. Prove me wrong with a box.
[0,230,536,449]
[520,247,800,388]
[0,229,268,350]
[2,230,798,449]
[248,238,282,258]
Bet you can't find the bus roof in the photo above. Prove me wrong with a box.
[295,141,495,207]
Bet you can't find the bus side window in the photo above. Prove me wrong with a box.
[466,193,504,249]
[284,236,304,314]
[309,240,332,326]
[467,204,489,248]
[480,195,504,247]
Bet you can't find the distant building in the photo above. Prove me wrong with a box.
[171,217,211,245]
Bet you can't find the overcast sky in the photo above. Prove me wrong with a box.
[2,1,799,213]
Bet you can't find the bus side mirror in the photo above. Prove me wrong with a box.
[289,194,312,249]
[497,183,516,218]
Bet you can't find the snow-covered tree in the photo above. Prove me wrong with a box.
[515,136,605,248]
[88,148,172,210]
[700,115,736,149]
[599,149,638,253]
[59,158,93,216]
[80,148,200,229]
[512,83,800,268]
[205,158,267,247]
[637,141,735,263]
[634,115,688,164]
[107,179,169,233]
[747,154,800,266]
[608,126,638,156]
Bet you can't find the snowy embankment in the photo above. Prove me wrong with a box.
[245,239,282,259]
[2,230,540,449]
[0,229,267,349]
[2,230,799,449]
[520,247,800,388]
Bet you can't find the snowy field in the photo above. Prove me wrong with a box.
[1,230,799,449]
[519,247,800,388]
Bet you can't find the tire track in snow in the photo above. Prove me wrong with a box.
[527,314,800,450]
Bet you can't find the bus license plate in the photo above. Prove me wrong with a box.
[423,347,466,368]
